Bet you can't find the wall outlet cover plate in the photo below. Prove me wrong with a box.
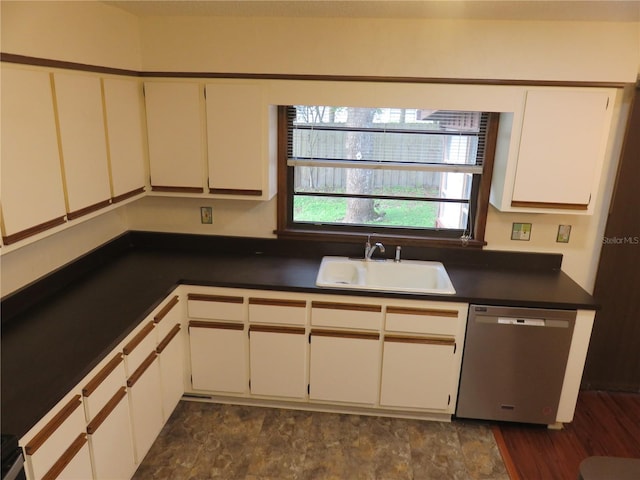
[511,222,532,241]
[200,207,213,224]
[557,224,571,243]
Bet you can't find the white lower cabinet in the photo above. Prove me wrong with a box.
[127,352,164,464]
[380,337,457,411]
[82,353,135,480]
[185,287,468,419]
[189,321,247,393]
[249,326,307,398]
[23,395,93,480]
[20,292,184,480]
[87,388,136,480]
[157,325,185,420]
[152,295,185,421]
[44,437,93,480]
[382,303,467,413]
[309,331,380,405]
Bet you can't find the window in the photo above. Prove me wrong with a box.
[277,105,497,247]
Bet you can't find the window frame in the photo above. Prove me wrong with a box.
[276,106,499,248]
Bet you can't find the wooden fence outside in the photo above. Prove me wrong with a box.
[294,167,441,192]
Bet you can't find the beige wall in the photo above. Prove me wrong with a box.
[139,16,639,83]
[125,196,277,238]
[1,1,142,70]
[0,211,128,296]
[1,2,639,295]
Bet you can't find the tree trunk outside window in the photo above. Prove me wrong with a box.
[343,107,378,223]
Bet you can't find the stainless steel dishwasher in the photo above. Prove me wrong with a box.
[456,304,576,425]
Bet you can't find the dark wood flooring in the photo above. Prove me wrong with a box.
[494,391,640,480]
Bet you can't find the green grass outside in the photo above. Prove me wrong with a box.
[293,194,438,228]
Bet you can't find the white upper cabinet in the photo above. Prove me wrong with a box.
[53,72,112,219]
[491,87,616,214]
[205,82,277,199]
[102,77,147,202]
[144,81,205,192]
[0,66,67,244]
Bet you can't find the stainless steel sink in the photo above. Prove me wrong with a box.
[315,256,456,295]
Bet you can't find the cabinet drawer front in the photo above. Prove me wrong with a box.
[25,395,86,480]
[154,295,181,342]
[82,353,126,421]
[385,306,462,335]
[249,298,306,326]
[187,294,244,321]
[123,321,157,376]
[311,301,382,330]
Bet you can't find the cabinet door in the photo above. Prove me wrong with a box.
[87,388,136,480]
[380,337,456,411]
[189,321,247,393]
[0,66,66,244]
[512,89,613,209]
[53,72,111,219]
[157,325,184,420]
[144,82,204,192]
[127,352,163,463]
[102,77,146,202]
[249,326,307,399]
[23,395,90,480]
[206,82,275,198]
[41,436,93,480]
[309,331,379,405]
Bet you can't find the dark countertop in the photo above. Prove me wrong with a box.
[1,232,596,439]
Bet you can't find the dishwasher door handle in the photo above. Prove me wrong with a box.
[497,317,545,326]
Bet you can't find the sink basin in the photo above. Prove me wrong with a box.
[315,256,456,295]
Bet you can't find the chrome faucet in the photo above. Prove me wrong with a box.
[364,235,385,261]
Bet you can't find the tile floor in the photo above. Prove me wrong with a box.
[133,401,508,480]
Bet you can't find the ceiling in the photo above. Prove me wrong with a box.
[105,0,640,22]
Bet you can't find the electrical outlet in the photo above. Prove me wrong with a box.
[557,225,571,243]
[511,222,531,241]
[200,207,213,224]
